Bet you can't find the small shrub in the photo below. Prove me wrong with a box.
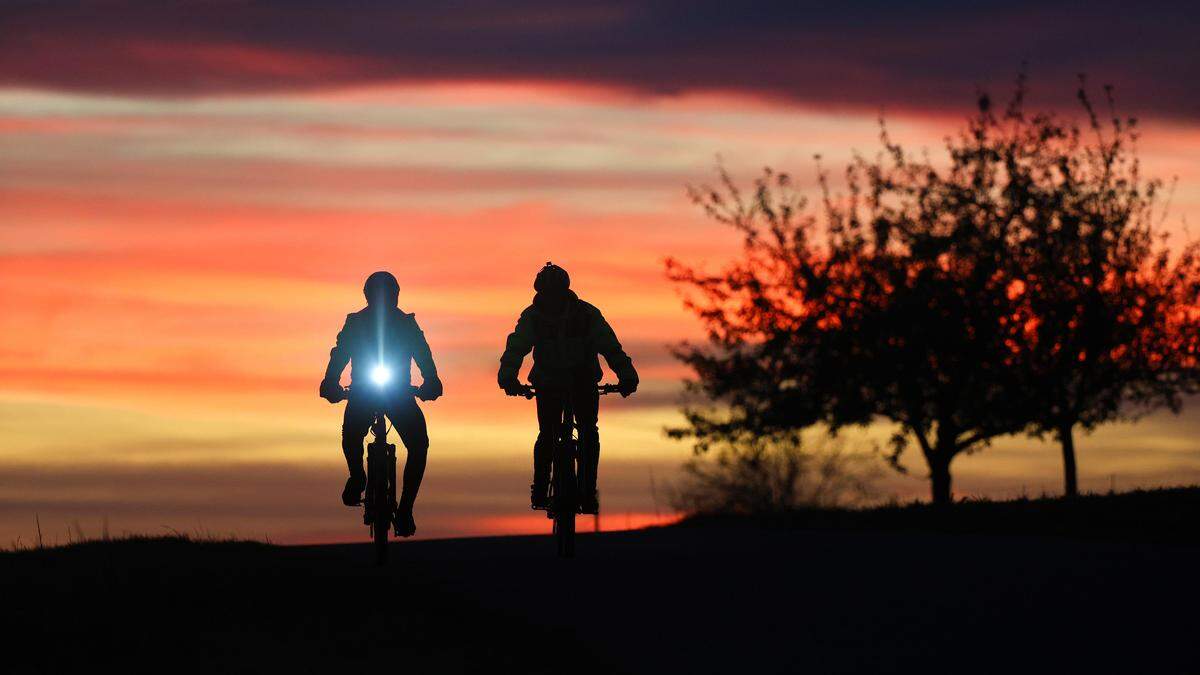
[668,434,882,516]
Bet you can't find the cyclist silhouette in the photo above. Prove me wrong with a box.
[498,262,638,513]
[320,271,442,537]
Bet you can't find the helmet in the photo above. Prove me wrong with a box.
[363,271,400,307]
[533,262,570,293]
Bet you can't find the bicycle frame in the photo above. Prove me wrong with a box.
[519,383,620,557]
[364,408,396,563]
[344,384,418,565]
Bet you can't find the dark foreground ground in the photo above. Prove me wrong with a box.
[4,489,1199,674]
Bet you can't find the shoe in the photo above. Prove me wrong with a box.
[530,482,550,510]
[341,471,365,506]
[393,505,416,537]
[580,489,600,515]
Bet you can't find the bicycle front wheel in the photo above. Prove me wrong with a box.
[367,444,390,565]
[555,507,575,558]
[552,441,577,558]
[373,515,388,564]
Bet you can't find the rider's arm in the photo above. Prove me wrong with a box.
[325,316,352,381]
[590,309,639,387]
[497,307,535,387]
[410,316,442,398]
[320,315,353,400]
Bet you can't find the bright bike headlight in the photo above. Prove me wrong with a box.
[370,364,392,387]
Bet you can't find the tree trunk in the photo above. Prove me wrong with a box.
[1059,422,1078,497]
[930,457,953,506]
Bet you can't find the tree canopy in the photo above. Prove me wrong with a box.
[668,78,1200,504]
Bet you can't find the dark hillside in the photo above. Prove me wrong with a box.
[5,489,1199,674]
[679,486,1200,544]
[2,536,612,674]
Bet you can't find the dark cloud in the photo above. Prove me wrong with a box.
[2,1,1197,118]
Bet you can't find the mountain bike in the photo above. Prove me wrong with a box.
[343,384,419,565]
[518,383,621,558]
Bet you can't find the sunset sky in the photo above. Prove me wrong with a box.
[3,1,1200,544]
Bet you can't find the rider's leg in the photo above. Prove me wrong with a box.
[531,389,562,507]
[340,400,372,505]
[388,398,429,537]
[574,382,601,513]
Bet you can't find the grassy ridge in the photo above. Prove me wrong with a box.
[0,535,612,674]
[677,486,1200,544]
[2,489,1197,673]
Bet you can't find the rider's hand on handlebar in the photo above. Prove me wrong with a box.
[500,377,525,397]
[617,378,638,398]
[319,378,345,403]
[416,376,443,402]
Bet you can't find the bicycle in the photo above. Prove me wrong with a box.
[516,382,622,558]
[340,383,419,566]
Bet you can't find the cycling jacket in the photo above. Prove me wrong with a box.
[498,290,638,387]
[325,306,438,390]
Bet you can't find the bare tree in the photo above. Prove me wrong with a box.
[667,76,1200,504]
[1002,81,1200,495]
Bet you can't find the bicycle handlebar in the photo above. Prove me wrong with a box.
[335,385,421,403]
[511,383,623,399]
[343,385,420,393]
